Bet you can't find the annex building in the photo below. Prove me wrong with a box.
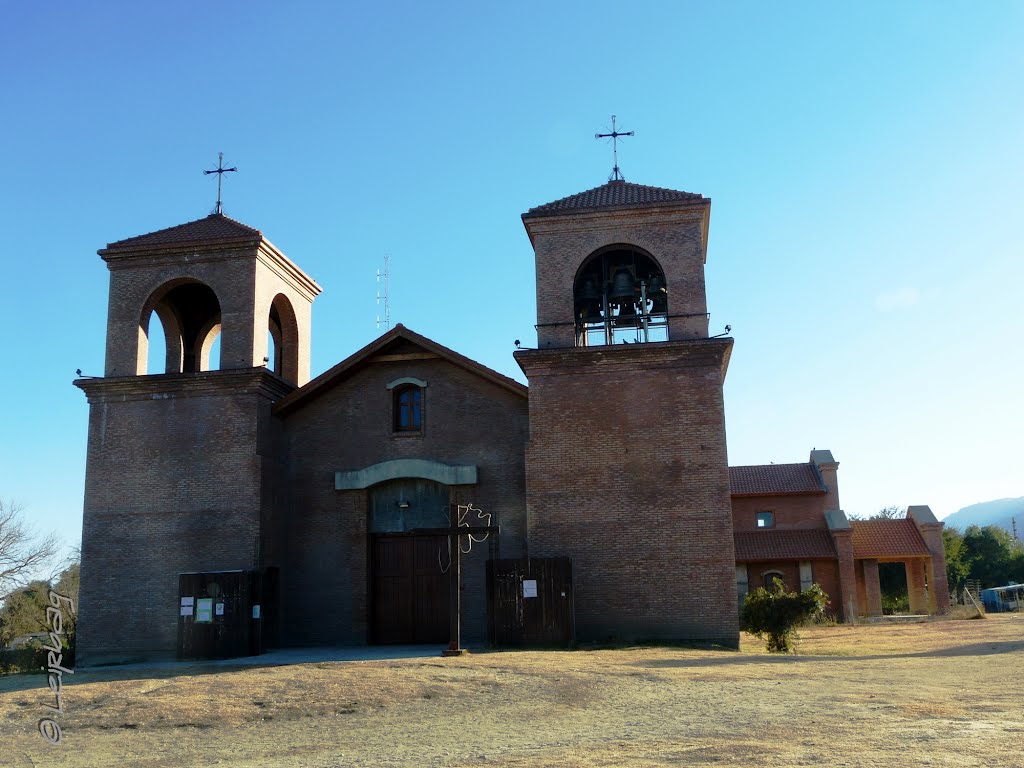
[75,178,950,664]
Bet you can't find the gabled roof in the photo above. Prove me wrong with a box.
[523,180,706,219]
[851,519,932,559]
[734,530,838,561]
[100,213,263,253]
[274,324,527,416]
[729,463,826,497]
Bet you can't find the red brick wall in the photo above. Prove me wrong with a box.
[731,494,829,531]
[279,354,529,646]
[516,339,738,646]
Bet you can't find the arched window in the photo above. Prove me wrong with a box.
[762,570,786,590]
[573,246,667,347]
[393,385,423,432]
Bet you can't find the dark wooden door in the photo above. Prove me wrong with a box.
[372,534,449,644]
[487,557,575,648]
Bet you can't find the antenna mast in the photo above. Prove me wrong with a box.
[376,254,391,332]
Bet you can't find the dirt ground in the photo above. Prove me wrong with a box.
[1,614,1022,768]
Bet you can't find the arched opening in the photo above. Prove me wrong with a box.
[573,245,668,347]
[139,279,222,374]
[145,309,168,375]
[268,294,299,382]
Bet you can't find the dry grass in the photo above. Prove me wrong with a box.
[1,614,1022,767]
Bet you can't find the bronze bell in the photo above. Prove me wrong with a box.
[648,274,666,295]
[609,268,636,305]
[578,277,601,302]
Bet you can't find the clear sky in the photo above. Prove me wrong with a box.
[1,2,1022,560]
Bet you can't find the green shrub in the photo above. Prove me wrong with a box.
[0,645,50,675]
[741,578,829,653]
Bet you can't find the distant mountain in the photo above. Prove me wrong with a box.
[943,497,1024,535]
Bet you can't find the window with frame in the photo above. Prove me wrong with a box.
[393,384,423,432]
[756,511,775,528]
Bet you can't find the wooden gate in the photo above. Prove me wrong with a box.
[178,570,263,660]
[372,534,450,644]
[487,557,574,648]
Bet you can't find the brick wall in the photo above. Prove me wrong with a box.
[75,370,290,664]
[731,494,829,531]
[516,340,738,646]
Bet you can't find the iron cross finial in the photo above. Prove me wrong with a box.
[595,115,635,182]
[203,152,237,215]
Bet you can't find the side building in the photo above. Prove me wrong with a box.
[731,450,949,620]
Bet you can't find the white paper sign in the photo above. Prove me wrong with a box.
[215,602,225,616]
[252,605,261,619]
[523,579,538,598]
[180,597,194,616]
[181,597,194,607]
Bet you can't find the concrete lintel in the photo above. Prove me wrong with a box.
[335,459,477,490]
[385,377,428,390]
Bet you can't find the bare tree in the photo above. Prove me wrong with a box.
[0,499,60,598]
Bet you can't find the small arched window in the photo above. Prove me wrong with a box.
[762,570,786,590]
[393,385,423,432]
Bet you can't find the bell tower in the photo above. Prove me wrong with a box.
[75,213,321,664]
[515,180,738,646]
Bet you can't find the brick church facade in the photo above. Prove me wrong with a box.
[75,179,949,664]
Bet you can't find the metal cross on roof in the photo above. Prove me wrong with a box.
[595,115,634,182]
[203,152,237,215]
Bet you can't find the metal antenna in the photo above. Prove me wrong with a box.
[376,254,391,332]
[595,115,634,181]
[203,152,237,215]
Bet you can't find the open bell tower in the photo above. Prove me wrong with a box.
[515,180,738,646]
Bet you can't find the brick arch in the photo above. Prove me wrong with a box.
[139,278,222,374]
[571,243,668,346]
[268,293,299,383]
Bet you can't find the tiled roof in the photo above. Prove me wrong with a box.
[729,463,826,497]
[851,519,932,558]
[102,214,262,252]
[523,181,705,218]
[734,529,837,561]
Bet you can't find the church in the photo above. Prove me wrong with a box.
[74,175,949,665]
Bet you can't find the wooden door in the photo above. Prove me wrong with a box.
[372,534,449,644]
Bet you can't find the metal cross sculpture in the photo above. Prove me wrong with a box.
[415,503,498,656]
[204,152,237,215]
[595,115,634,181]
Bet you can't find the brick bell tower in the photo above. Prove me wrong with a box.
[74,213,320,664]
[514,180,738,646]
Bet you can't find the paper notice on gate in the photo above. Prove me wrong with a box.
[523,579,538,598]
[180,597,194,616]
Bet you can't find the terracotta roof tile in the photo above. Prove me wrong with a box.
[523,181,705,218]
[729,463,826,497]
[734,529,837,561]
[851,519,932,558]
[102,214,262,252]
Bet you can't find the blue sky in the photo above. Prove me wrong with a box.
[1,2,1022,559]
